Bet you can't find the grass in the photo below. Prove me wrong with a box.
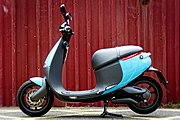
[163,103,180,109]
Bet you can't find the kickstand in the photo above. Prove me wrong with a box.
[100,100,123,118]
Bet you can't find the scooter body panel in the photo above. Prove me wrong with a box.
[44,38,62,81]
[45,39,61,67]
[30,77,44,87]
[41,37,153,102]
[102,52,151,95]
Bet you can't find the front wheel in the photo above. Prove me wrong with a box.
[17,81,54,117]
[128,76,163,114]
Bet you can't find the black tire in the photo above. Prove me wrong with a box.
[17,80,54,117]
[128,76,163,114]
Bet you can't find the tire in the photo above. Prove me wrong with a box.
[128,76,163,114]
[17,80,54,117]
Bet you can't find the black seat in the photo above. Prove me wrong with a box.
[116,45,143,58]
[92,45,143,70]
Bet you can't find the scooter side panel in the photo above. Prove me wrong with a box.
[102,52,151,95]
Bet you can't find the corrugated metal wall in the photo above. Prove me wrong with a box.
[0,0,179,106]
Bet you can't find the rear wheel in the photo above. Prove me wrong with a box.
[128,76,163,114]
[17,81,54,117]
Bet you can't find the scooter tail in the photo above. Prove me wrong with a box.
[30,77,48,101]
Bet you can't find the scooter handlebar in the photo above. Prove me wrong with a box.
[60,4,72,25]
[60,4,66,16]
[59,4,74,37]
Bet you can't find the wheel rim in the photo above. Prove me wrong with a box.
[132,80,160,109]
[21,83,49,111]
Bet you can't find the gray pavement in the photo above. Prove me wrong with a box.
[0,107,180,120]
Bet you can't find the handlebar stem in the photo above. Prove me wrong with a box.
[59,4,73,43]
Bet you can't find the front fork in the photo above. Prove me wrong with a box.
[30,77,48,101]
[147,66,168,91]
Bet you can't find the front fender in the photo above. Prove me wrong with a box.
[147,66,169,91]
[30,77,44,87]
[30,77,48,101]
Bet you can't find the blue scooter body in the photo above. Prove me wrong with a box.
[30,38,153,102]
[103,52,151,95]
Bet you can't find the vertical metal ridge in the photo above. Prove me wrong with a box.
[39,0,49,76]
[147,1,153,79]
[25,0,28,81]
[137,0,141,45]
[103,0,111,48]
[144,4,148,50]
[0,0,3,106]
[111,0,117,47]
[27,0,39,77]
[86,0,92,89]
[174,0,180,102]
[36,0,41,76]
[150,0,156,49]
[16,0,29,106]
[73,0,80,91]
[11,0,17,106]
[124,0,128,44]
[116,0,124,45]
[147,1,152,50]
[48,0,53,48]
[116,0,121,45]
[161,0,167,103]
[98,0,103,48]
[166,0,175,102]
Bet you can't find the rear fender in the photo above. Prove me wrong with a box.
[146,66,169,91]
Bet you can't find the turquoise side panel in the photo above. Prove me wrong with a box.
[102,52,152,95]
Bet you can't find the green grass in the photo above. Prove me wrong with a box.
[163,103,180,109]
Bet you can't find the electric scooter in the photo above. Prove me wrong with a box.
[17,4,168,117]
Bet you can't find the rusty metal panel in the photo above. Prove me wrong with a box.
[166,0,180,103]
[0,0,3,106]
[0,0,179,106]
[0,0,16,106]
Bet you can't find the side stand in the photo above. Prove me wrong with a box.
[100,100,123,118]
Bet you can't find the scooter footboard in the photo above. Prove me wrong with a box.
[30,77,48,101]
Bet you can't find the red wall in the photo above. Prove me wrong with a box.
[0,0,179,106]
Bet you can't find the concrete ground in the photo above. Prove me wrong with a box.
[0,107,180,120]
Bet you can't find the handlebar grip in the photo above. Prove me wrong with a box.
[60,4,66,16]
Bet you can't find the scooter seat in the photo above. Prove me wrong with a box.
[117,45,143,58]
[92,45,143,70]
